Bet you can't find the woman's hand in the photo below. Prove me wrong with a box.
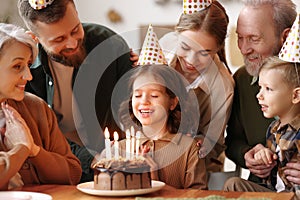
[2,103,40,157]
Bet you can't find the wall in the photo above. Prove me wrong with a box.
[75,0,300,36]
[1,0,299,69]
[75,0,300,70]
[75,0,244,34]
[75,0,245,69]
[0,0,24,27]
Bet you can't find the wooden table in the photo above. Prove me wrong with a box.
[16,184,294,200]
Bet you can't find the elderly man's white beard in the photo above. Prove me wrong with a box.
[244,38,282,77]
[244,55,264,77]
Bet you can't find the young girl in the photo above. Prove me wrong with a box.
[160,0,234,172]
[118,65,207,189]
[0,23,81,190]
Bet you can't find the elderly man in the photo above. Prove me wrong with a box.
[225,0,297,185]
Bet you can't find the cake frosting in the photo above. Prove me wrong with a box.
[92,157,152,190]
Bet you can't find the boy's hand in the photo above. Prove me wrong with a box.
[254,147,278,165]
[245,144,277,178]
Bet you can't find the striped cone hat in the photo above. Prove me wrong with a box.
[279,13,300,63]
[29,0,55,10]
[137,24,167,66]
[183,0,212,14]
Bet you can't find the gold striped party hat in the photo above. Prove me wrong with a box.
[137,24,167,66]
[183,0,213,14]
[29,0,55,10]
[279,13,300,63]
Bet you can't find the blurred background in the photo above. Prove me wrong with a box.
[3,0,300,72]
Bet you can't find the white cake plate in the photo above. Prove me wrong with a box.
[76,180,165,197]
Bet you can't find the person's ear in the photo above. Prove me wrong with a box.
[281,28,291,45]
[26,31,39,43]
[292,87,300,104]
[170,97,179,111]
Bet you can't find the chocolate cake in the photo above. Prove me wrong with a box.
[92,157,152,190]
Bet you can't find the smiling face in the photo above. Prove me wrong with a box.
[176,30,218,82]
[131,74,177,134]
[0,41,33,102]
[237,5,282,76]
[33,2,86,68]
[256,68,295,124]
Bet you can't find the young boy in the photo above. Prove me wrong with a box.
[255,56,300,194]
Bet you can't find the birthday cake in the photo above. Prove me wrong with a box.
[92,157,152,190]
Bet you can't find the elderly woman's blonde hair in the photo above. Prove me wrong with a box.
[0,23,37,61]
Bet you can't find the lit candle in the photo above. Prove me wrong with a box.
[131,126,135,159]
[104,127,111,160]
[114,131,119,160]
[135,131,141,158]
[125,129,131,160]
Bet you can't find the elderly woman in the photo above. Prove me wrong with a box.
[0,23,81,190]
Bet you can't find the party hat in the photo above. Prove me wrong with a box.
[183,0,213,14]
[137,24,167,66]
[29,0,55,10]
[279,13,300,63]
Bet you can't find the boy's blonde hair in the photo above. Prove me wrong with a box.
[260,56,300,88]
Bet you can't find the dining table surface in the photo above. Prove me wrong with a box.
[15,182,295,200]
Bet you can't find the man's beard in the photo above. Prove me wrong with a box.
[46,38,87,68]
[244,40,282,77]
[244,54,264,77]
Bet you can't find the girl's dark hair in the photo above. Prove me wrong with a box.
[118,65,199,134]
[176,1,230,73]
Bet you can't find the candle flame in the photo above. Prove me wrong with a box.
[114,131,119,141]
[104,127,110,139]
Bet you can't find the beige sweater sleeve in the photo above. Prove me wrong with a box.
[6,93,82,186]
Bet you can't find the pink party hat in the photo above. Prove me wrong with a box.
[279,13,300,63]
[137,24,167,66]
[183,0,213,14]
[29,0,55,10]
